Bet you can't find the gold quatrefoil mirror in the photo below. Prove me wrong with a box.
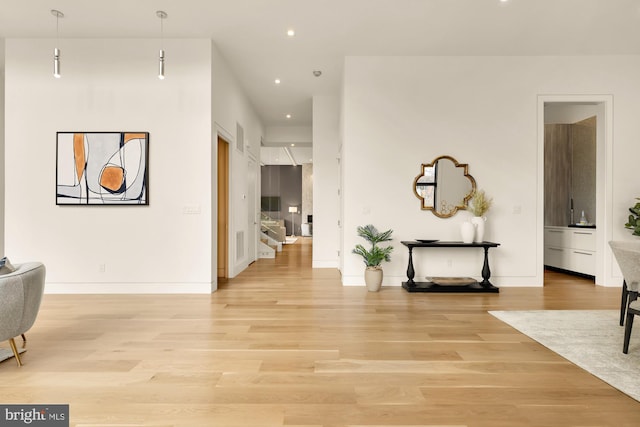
[413,155,476,218]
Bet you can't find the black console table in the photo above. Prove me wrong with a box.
[401,241,500,293]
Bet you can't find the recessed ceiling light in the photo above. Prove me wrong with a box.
[274,78,281,84]
[291,144,295,147]
[287,29,295,37]
[286,114,292,119]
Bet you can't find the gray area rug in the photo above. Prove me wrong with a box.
[0,346,26,364]
[490,310,640,402]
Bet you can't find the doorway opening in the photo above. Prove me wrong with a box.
[538,96,613,286]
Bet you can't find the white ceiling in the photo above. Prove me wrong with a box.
[261,146,313,166]
[1,0,640,129]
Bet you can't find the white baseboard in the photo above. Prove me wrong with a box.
[312,260,338,268]
[44,282,214,294]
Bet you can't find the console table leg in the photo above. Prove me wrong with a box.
[407,247,415,285]
[480,246,495,288]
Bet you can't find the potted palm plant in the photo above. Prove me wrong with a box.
[352,224,394,292]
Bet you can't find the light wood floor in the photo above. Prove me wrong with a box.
[2,237,639,427]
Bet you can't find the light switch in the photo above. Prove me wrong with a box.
[183,205,201,214]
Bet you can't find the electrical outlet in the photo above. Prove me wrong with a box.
[99,264,106,273]
[447,259,453,267]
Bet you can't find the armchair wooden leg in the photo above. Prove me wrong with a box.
[620,280,628,326]
[623,311,635,354]
[8,338,23,367]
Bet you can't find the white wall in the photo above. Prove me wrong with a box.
[5,38,213,293]
[211,43,264,279]
[312,95,340,268]
[341,55,640,287]
[544,104,600,124]
[0,46,4,257]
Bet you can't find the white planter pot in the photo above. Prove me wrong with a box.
[471,216,486,243]
[460,221,475,244]
[364,266,383,292]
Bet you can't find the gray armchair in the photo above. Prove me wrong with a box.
[0,262,46,366]
[609,241,640,353]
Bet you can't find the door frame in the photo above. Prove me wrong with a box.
[537,94,614,286]
[217,135,230,281]
[247,155,258,265]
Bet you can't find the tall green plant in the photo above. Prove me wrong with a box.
[625,198,640,236]
[352,224,394,267]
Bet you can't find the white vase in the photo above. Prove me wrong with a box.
[471,216,486,243]
[460,221,475,244]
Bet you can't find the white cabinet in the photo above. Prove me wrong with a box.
[544,226,596,276]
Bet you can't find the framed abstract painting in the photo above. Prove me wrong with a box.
[56,132,149,205]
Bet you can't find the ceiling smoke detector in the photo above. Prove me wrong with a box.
[313,70,322,77]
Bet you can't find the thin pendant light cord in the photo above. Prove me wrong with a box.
[51,9,64,78]
[160,13,164,50]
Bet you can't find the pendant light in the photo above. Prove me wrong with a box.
[51,9,64,78]
[156,11,167,79]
